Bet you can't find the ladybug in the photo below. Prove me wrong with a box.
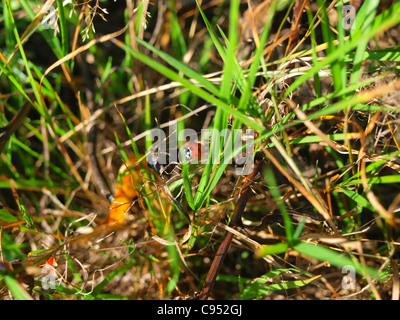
[146,143,201,177]
[42,257,58,269]
[183,143,199,161]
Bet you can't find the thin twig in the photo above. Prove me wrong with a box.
[198,158,263,300]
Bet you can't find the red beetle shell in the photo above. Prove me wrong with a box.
[184,143,199,160]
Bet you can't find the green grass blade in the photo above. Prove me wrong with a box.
[181,161,195,210]
[3,275,34,300]
[169,0,187,60]
[239,270,319,300]
[237,1,276,113]
[135,38,220,97]
[349,0,379,86]
[283,2,400,98]
[120,40,265,132]
[316,0,345,93]
[55,0,69,55]
[306,6,321,98]
[338,187,375,212]
[219,0,239,102]
[18,0,63,59]
[293,241,379,279]
[196,0,262,117]
[263,165,294,243]
[257,242,290,256]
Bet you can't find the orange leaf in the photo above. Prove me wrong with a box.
[105,195,132,225]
